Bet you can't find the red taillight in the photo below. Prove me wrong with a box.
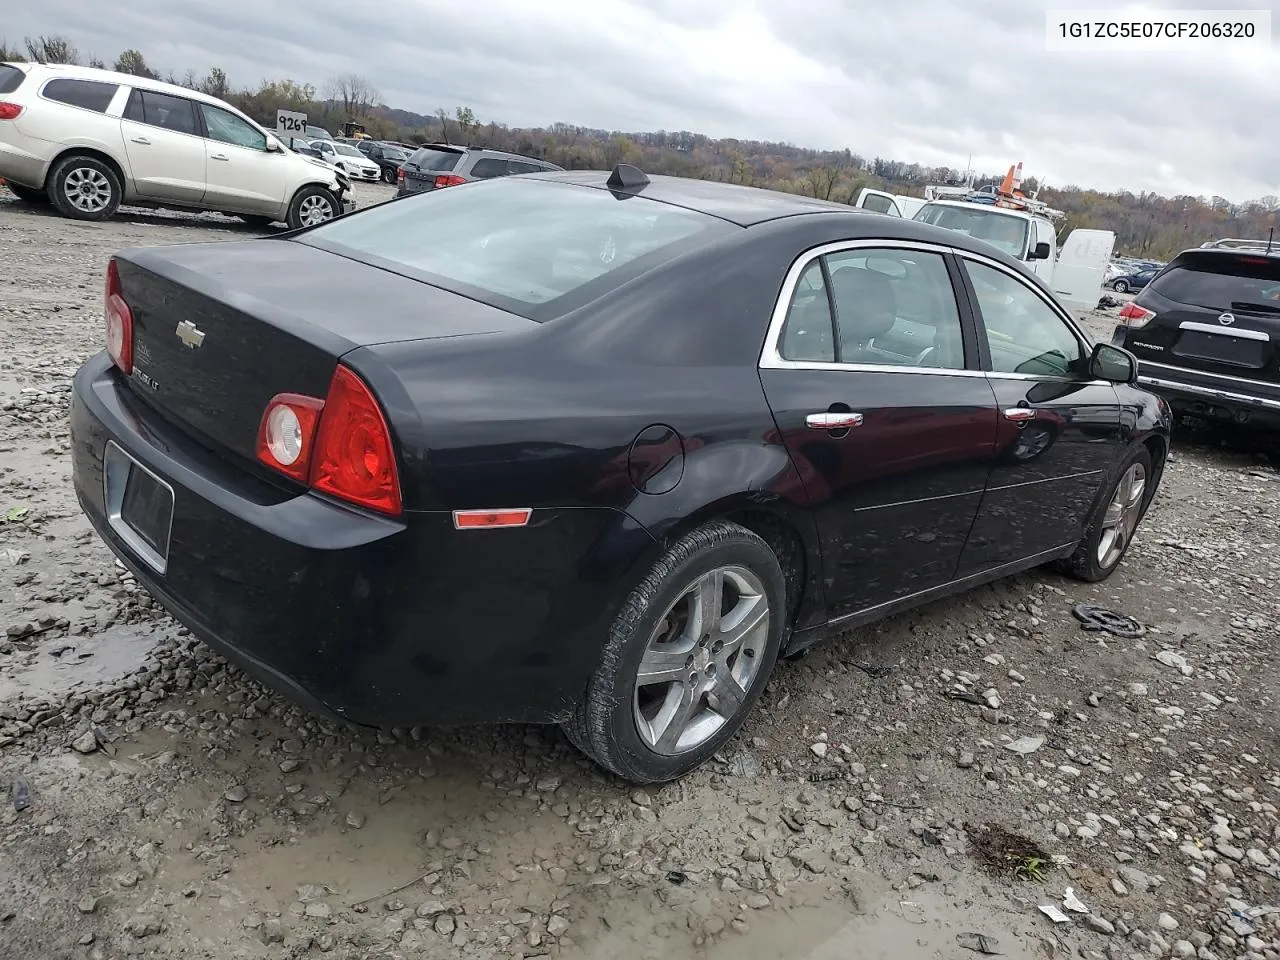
[313,366,402,514]
[256,394,325,483]
[1118,302,1155,328]
[254,365,402,515]
[104,259,133,374]
[0,102,22,120]
[434,174,466,188]
[396,166,405,184]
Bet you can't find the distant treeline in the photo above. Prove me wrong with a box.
[5,33,1275,259]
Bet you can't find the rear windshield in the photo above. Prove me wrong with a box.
[296,177,734,320]
[914,204,1029,259]
[407,147,462,172]
[0,64,25,94]
[1150,255,1280,310]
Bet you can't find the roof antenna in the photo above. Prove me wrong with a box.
[1267,226,1274,255]
[607,163,649,190]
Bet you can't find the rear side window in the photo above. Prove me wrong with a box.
[43,78,118,113]
[0,65,26,95]
[297,177,735,319]
[407,147,461,172]
[508,160,544,175]
[124,89,198,135]
[469,157,510,179]
[1149,257,1280,310]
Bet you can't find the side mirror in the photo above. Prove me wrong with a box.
[1089,342,1138,385]
[1028,241,1052,261]
[265,139,284,154]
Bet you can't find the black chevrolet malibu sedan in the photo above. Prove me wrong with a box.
[69,165,1170,783]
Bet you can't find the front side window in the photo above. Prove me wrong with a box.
[199,103,266,150]
[964,260,1085,377]
[124,89,198,135]
[43,78,118,113]
[297,177,734,319]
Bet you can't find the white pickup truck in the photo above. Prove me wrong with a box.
[855,189,1115,312]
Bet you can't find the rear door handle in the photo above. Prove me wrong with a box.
[1003,407,1035,422]
[806,412,864,430]
[130,137,151,145]
[210,153,230,161]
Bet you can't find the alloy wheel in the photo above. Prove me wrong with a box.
[1097,461,1146,569]
[298,195,335,226]
[633,565,770,755]
[63,167,113,214]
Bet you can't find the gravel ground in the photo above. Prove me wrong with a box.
[2,181,1280,960]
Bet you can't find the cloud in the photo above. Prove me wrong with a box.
[7,0,1278,201]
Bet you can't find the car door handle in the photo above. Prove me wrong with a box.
[210,153,230,161]
[806,412,864,430]
[130,137,151,145]
[1003,407,1035,422]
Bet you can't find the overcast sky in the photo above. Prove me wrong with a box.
[8,0,1278,202]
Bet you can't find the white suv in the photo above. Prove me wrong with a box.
[0,62,354,228]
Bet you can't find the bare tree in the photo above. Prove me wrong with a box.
[114,49,153,78]
[454,106,478,145]
[323,73,379,117]
[201,67,229,97]
[24,34,80,64]
[436,107,451,145]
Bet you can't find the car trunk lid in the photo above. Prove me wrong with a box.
[115,238,532,465]
[1129,251,1280,382]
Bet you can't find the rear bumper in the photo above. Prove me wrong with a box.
[0,137,52,189]
[70,352,656,727]
[1135,362,1280,429]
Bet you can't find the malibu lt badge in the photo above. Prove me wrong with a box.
[175,320,206,349]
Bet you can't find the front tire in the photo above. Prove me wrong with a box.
[6,183,50,205]
[1058,446,1154,582]
[286,186,338,230]
[564,520,785,783]
[47,155,121,221]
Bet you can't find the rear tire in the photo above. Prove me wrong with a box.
[47,155,121,221]
[5,183,50,205]
[285,186,338,230]
[1057,446,1154,582]
[1113,279,1130,293]
[563,520,785,783]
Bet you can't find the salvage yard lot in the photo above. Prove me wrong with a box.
[1,182,1279,960]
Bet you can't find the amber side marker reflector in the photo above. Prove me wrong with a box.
[453,508,533,529]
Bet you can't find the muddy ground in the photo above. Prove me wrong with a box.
[2,181,1279,960]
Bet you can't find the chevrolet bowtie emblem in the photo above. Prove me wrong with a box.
[175,320,205,349]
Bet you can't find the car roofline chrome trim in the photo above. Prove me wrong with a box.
[758,238,1096,375]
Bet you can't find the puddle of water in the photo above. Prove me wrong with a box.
[0,624,160,702]
[803,887,1043,960]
